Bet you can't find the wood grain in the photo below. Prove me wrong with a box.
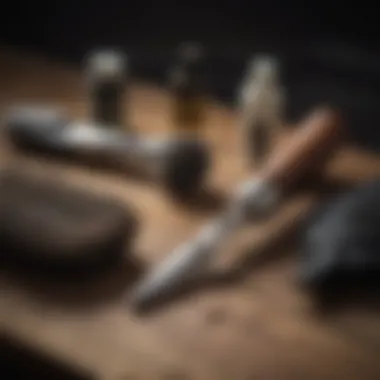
[1,48,380,380]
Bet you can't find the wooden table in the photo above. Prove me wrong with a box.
[1,49,380,380]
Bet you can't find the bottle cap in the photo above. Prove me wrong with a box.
[85,49,127,81]
[248,55,279,84]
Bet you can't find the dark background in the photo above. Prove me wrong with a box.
[1,2,380,149]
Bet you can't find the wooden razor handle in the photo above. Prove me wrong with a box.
[262,107,343,189]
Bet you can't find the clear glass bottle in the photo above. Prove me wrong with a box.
[85,49,128,128]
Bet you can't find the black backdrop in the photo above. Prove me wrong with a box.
[2,2,380,149]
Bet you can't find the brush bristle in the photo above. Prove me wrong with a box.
[162,139,209,198]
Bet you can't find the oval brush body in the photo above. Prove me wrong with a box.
[0,171,138,277]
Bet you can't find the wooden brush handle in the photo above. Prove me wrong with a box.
[261,107,342,189]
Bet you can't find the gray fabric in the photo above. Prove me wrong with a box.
[301,178,380,297]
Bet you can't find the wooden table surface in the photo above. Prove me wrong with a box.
[1,49,380,380]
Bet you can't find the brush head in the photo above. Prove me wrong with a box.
[5,105,70,154]
[161,139,209,198]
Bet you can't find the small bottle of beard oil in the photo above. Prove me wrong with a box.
[85,49,127,128]
[238,55,284,167]
[168,42,205,134]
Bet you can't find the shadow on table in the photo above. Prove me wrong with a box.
[1,334,93,380]
[3,253,144,310]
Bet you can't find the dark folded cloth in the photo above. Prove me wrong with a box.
[300,178,380,299]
